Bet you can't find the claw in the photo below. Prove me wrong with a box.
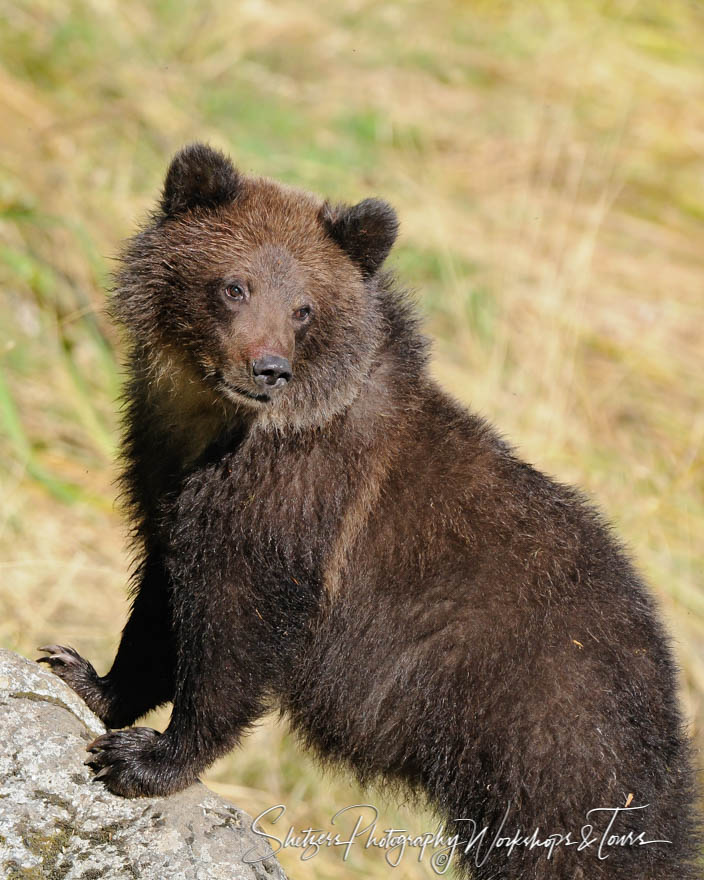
[39,644,71,655]
[38,656,70,667]
[87,733,111,752]
[36,645,81,666]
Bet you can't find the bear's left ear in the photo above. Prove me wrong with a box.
[320,198,399,278]
[160,143,242,216]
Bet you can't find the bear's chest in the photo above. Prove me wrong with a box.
[160,434,350,579]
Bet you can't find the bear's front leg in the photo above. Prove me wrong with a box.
[84,614,272,795]
[38,553,175,729]
[84,548,308,797]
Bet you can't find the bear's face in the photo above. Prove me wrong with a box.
[115,144,398,429]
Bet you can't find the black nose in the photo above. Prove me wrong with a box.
[252,355,292,388]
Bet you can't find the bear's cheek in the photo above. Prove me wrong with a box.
[293,308,364,373]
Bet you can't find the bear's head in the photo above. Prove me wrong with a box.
[115,143,400,430]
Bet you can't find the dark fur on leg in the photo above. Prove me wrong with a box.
[39,555,175,729]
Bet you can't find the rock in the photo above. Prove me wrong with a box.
[0,650,287,880]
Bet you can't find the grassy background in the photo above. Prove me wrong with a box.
[1,0,703,876]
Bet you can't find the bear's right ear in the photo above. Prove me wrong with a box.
[160,143,242,216]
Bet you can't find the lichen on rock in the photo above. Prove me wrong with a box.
[0,650,286,880]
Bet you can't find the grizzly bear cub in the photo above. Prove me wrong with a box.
[39,144,700,879]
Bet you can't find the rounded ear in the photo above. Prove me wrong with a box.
[320,198,399,278]
[160,143,242,216]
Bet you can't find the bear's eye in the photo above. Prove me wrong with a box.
[293,306,312,322]
[224,283,247,302]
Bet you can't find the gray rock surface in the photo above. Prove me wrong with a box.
[0,649,287,880]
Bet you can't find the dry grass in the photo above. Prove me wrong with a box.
[1,1,702,877]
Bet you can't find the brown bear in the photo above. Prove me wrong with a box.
[39,144,701,879]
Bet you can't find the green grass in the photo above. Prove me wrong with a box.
[1,1,703,877]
